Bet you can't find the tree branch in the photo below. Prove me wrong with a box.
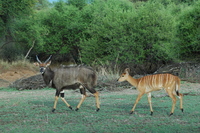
[24,40,35,60]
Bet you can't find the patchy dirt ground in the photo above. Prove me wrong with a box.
[0,68,38,88]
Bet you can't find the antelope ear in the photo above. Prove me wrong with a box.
[46,61,51,67]
[34,62,40,66]
[124,68,130,74]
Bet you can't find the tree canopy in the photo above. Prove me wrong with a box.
[0,0,199,64]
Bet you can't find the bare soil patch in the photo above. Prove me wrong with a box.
[0,67,37,87]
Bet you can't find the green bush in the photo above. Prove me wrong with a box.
[176,1,200,60]
[80,0,178,64]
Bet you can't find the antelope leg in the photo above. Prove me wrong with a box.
[166,89,177,116]
[76,94,86,111]
[61,98,72,110]
[93,91,100,111]
[52,96,59,112]
[130,92,144,114]
[60,91,72,110]
[178,93,183,113]
[147,93,153,115]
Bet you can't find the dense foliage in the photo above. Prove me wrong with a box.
[0,0,199,64]
[176,0,200,59]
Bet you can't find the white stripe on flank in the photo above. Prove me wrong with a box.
[166,74,168,86]
[152,75,155,88]
[158,75,161,88]
[138,77,142,86]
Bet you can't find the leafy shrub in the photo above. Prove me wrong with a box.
[176,1,200,60]
[80,0,178,64]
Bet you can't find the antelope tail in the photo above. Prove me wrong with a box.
[176,90,180,96]
[175,80,181,96]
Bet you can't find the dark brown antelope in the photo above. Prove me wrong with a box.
[117,68,183,116]
[34,55,100,112]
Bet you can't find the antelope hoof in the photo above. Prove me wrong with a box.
[52,109,56,112]
[75,108,79,111]
[130,111,133,114]
[69,106,73,110]
[150,111,153,116]
[181,108,184,113]
[169,113,173,116]
[96,108,100,112]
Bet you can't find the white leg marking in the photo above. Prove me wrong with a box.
[81,94,84,98]
[148,93,151,98]
[79,85,84,89]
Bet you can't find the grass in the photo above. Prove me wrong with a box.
[0,88,200,133]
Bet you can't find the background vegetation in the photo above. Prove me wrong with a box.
[0,0,200,65]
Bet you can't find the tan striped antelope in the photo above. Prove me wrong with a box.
[117,68,183,116]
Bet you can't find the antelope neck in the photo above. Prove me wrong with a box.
[127,75,138,87]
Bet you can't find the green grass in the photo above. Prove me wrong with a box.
[0,89,200,133]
